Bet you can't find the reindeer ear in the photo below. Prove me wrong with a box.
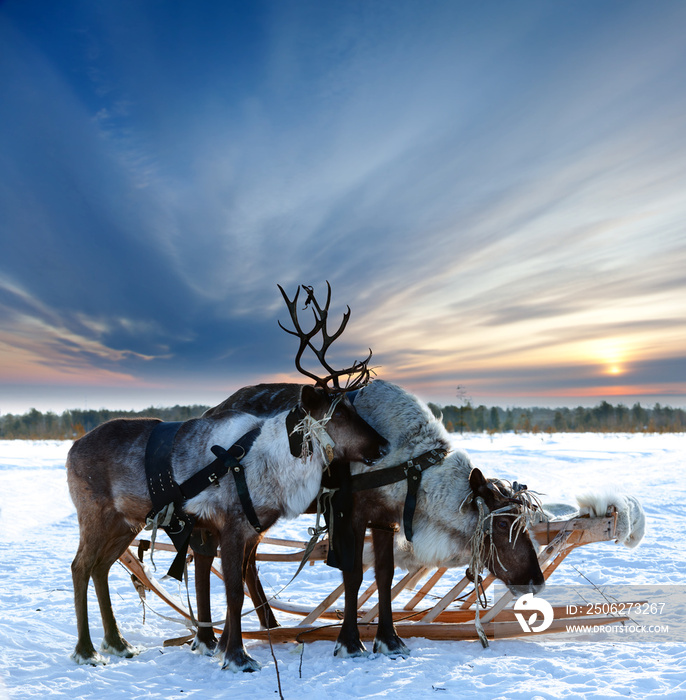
[469,467,488,496]
[299,385,328,416]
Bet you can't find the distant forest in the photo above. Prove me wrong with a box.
[1,400,685,439]
[0,405,211,440]
[426,401,686,434]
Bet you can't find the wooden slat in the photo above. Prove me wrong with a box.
[296,563,371,626]
[260,536,310,548]
[531,512,616,546]
[131,539,176,553]
[298,581,346,626]
[359,568,426,624]
[480,590,513,624]
[420,576,472,623]
[254,542,329,563]
[404,567,447,611]
[459,574,495,609]
[431,602,646,625]
[129,536,329,561]
[357,579,378,607]
[242,614,629,643]
[261,599,648,624]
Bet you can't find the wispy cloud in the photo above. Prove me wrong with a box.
[1,1,685,410]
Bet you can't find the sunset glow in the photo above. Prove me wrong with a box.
[1,2,685,413]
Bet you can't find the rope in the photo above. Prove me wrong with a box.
[237,500,331,620]
[466,482,543,647]
[118,559,196,630]
[143,503,178,573]
[289,395,342,465]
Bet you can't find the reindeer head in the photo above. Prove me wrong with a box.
[468,468,545,594]
[279,282,388,466]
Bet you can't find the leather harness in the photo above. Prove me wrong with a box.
[343,388,450,542]
[144,421,261,580]
[144,402,449,579]
[349,447,449,542]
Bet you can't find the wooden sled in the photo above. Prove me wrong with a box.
[119,506,641,645]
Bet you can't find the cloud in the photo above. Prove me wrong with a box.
[1,1,686,409]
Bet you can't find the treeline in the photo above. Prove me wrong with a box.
[427,400,686,434]
[1,400,685,440]
[0,405,211,440]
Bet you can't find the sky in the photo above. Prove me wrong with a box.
[1,0,685,415]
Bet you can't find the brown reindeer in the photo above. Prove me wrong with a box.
[66,284,388,672]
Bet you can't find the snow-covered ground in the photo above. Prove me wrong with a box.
[1,433,685,699]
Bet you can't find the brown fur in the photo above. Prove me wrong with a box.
[66,387,387,671]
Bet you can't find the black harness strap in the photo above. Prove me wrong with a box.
[144,423,263,580]
[180,429,260,500]
[403,463,423,543]
[209,428,263,533]
[320,460,355,572]
[348,449,446,493]
[349,448,448,542]
[146,421,185,507]
[145,421,194,581]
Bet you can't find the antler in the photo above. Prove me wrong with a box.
[277,281,373,393]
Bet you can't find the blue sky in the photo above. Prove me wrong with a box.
[1,0,685,413]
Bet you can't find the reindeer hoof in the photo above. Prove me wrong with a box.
[333,640,370,658]
[101,640,138,658]
[71,649,107,666]
[191,635,218,656]
[222,650,262,672]
[373,636,410,658]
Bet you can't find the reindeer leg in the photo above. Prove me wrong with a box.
[71,517,136,664]
[334,518,368,658]
[70,538,104,665]
[92,529,139,658]
[191,552,218,655]
[371,527,410,657]
[218,526,262,672]
[244,544,279,630]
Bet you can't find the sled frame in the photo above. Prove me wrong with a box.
[120,507,638,644]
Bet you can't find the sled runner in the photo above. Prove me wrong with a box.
[119,505,641,644]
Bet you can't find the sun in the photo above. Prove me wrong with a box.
[590,339,630,378]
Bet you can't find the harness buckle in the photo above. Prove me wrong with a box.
[404,462,422,483]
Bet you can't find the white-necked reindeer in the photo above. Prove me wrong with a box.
[341,379,544,656]
[66,285,388,672]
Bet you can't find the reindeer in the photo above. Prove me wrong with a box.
[197,300,544,659]
[66,285,388,672]
[340,378,545,656]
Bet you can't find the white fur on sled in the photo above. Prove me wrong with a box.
[575,491,646,548]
